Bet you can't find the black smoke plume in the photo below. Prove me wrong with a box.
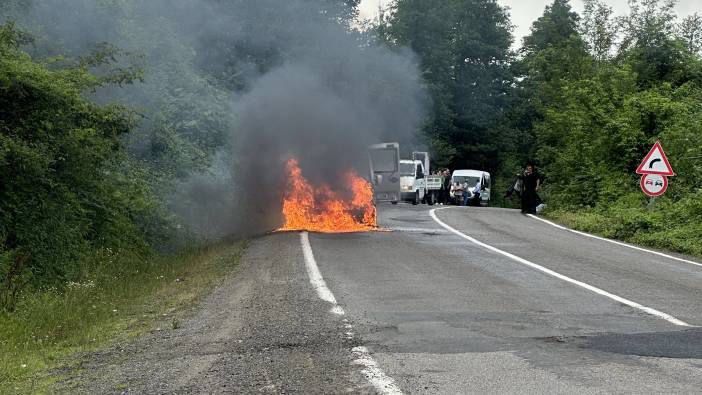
[2,0,428,239]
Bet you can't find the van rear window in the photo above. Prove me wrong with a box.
[452,176,480,185]
[369,149,397,172]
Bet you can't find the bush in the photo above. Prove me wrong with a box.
[547,189,702,258]
[0,23,157,309]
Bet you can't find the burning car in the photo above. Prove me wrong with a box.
[278,158,377,233]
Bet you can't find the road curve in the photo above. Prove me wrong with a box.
[311,204,702,393]
[70,204,702,394]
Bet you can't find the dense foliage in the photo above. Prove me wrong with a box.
[0,23,161,309]
[380,0,702,254]
[378,0,517,171]
[0,0,363,309]
[516,0,702,254]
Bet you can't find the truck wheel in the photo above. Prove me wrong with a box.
[412,191,419,205]
[391,201,398,205]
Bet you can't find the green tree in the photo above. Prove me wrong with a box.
[580,0,618,60]
[0,23,154,308]
[512,0,592,168]
[618,0,699,88]
[381,0,514,171]
[323,0,360,24]
[678,13,702,55]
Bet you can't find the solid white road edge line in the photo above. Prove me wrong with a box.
[300,232,403,395]
[301,232,338,305]
[429,209,692,327]
[527,214,702,269]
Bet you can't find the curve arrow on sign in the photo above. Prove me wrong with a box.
[636,141,675,176]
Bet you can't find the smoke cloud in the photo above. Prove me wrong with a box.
[2,0,428,239]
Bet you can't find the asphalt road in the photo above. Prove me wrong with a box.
[312,204,702,393]
[73,204,702,394]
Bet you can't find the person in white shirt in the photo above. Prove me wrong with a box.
[459,182,468,206]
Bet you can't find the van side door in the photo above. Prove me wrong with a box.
[482,173,491,203]
[414,162,426,200]
[368,143,401,203]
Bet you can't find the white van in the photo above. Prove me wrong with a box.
[450,169,491,206]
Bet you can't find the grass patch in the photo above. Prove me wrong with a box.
[0,240,246,394]
[544,192,702,258]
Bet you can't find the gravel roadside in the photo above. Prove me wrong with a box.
[60,233,374,394]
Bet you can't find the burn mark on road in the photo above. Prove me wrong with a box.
[579,328,702,358]
[537,329,702,359]
[389,216,431,224]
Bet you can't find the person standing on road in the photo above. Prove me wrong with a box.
[519,163,541,214]
[469,179,481,206]
[442,169,451,205]
[461,180,471,206]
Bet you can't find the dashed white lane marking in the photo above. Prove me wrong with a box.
[430,209,692,327]
[330,305,346,316]
[527,214,702,269]
[352,347,403,395]
[300,232,403,395]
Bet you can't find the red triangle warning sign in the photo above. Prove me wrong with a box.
[636,141,675,176]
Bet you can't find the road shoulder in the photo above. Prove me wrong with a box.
[58,233,372,394]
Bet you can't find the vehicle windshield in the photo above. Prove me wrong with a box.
[452,176,480,186]
[369,149,397,172]
[400,163,415,176]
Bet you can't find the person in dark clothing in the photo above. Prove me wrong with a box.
[441,169,451,204]
[519,163,541,214]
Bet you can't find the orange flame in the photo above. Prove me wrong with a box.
[279,158,377,233]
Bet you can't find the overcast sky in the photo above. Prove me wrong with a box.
[359,0,700,48]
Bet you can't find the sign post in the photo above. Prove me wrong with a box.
[636,141,675,201]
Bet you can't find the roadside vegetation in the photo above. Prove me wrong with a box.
[0,2,252,390]
[0,241,245,393]
[378,0,702,257]
[516,0,702,257]
[547,193,702,257]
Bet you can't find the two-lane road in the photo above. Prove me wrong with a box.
[77,203,702,394]
[309,204,702,393]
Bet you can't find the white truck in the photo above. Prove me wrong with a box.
[450,169,492,206]
[399,152,443,205]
